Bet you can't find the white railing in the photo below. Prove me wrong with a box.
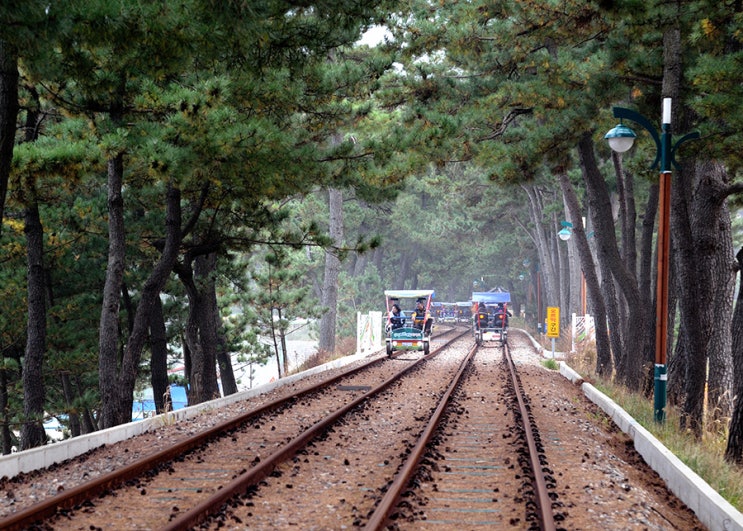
[571,313,595,353]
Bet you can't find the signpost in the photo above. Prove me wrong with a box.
[546,306,560,358]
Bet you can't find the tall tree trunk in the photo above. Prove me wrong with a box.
[150,295,171,414]
[686,160,734,424]
[319,188,343,354]
[21,201,47,449]
[60,374,81,438]
[0,365,10,454]
[640,183,659,395]
[76,376,97,434]
[195,253,221,401]
[196,252,232,396]
[0,40,18,237]
[108,184,183,425]
[671,156,718,437]
[556,212,572,325]
[178,250,221,404]
[562,195,582,319]
[612,152,637,276]
[214,290,238,396]
[725,247,743,463]
[705,191,734,421]
[99,154,127,429]
[19,92,47,450]
[522,184,560,315]
[577,133,647,389]
[278,308,289,376]
[557,172,613,376]
[182,335,193,403]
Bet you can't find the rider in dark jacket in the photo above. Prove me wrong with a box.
[389,303,405,330]
[494,303,512,329]
[476,302,489,330]
[412,300,432,334]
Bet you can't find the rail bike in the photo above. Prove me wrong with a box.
[455,301,472,323]
[438,302,458,323]
[472,291,511,346]
[384,289,435,356]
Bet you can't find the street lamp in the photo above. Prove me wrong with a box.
[605,98,699,423]
[558,221,573,241]
[604,122,637,153]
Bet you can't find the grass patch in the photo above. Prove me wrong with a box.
[541,358,559,370]
[592,377,743,510]
[567,338,743,512]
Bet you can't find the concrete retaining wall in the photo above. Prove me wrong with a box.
[560,362,743,531]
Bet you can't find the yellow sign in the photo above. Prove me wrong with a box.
[546,306,560,338]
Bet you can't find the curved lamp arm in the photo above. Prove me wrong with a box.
[613,107,662,169]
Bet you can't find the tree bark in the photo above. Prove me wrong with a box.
[725,247,743,463]
[557,172,613,376]
[522,184,560,317]
[577,133,649,388]
[562,194,582,319]
[319,188,343,354]
[21,201,47,449]
[0,366,10,454]
[76,376,96,434]
[689,161,734,422]
[60,373,81,438]
[215,290,238,396]
[612,152,637,276]
[0,40,18,238]
[106,184,184,426]
[639,183,659,394]
[99,154,127,429]
[19,95,46,450]
[150,295,171,414]
[178,250,221,404]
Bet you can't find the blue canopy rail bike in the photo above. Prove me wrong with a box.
[472,291,511,346]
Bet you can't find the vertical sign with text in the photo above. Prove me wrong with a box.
[546,306,560,338]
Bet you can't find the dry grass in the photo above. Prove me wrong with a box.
[292,336,357,373]
[567,339,743,511]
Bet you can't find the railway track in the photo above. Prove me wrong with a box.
[0,328,705,530]
[363,338,558,530]
[0,327,467,531]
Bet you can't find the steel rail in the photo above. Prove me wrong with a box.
[503,341,556,531]
[363,341,478,530]
[159,328,472,531]
[0,346,390,531]
[0,328,465,531]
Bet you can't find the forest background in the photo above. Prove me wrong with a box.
[2,0,743,467]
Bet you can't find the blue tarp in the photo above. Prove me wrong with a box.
[471,291,511,303]
[132,385,188,421]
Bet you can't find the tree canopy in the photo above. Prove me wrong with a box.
[1,0,742,464]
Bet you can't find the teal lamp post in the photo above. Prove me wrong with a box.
[604,98,699,423]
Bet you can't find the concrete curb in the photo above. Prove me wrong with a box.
[560,361,743,531]
[0,349,384,480]
[516,326,566,360]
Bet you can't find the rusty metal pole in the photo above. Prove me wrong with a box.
[654,98,673,423]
